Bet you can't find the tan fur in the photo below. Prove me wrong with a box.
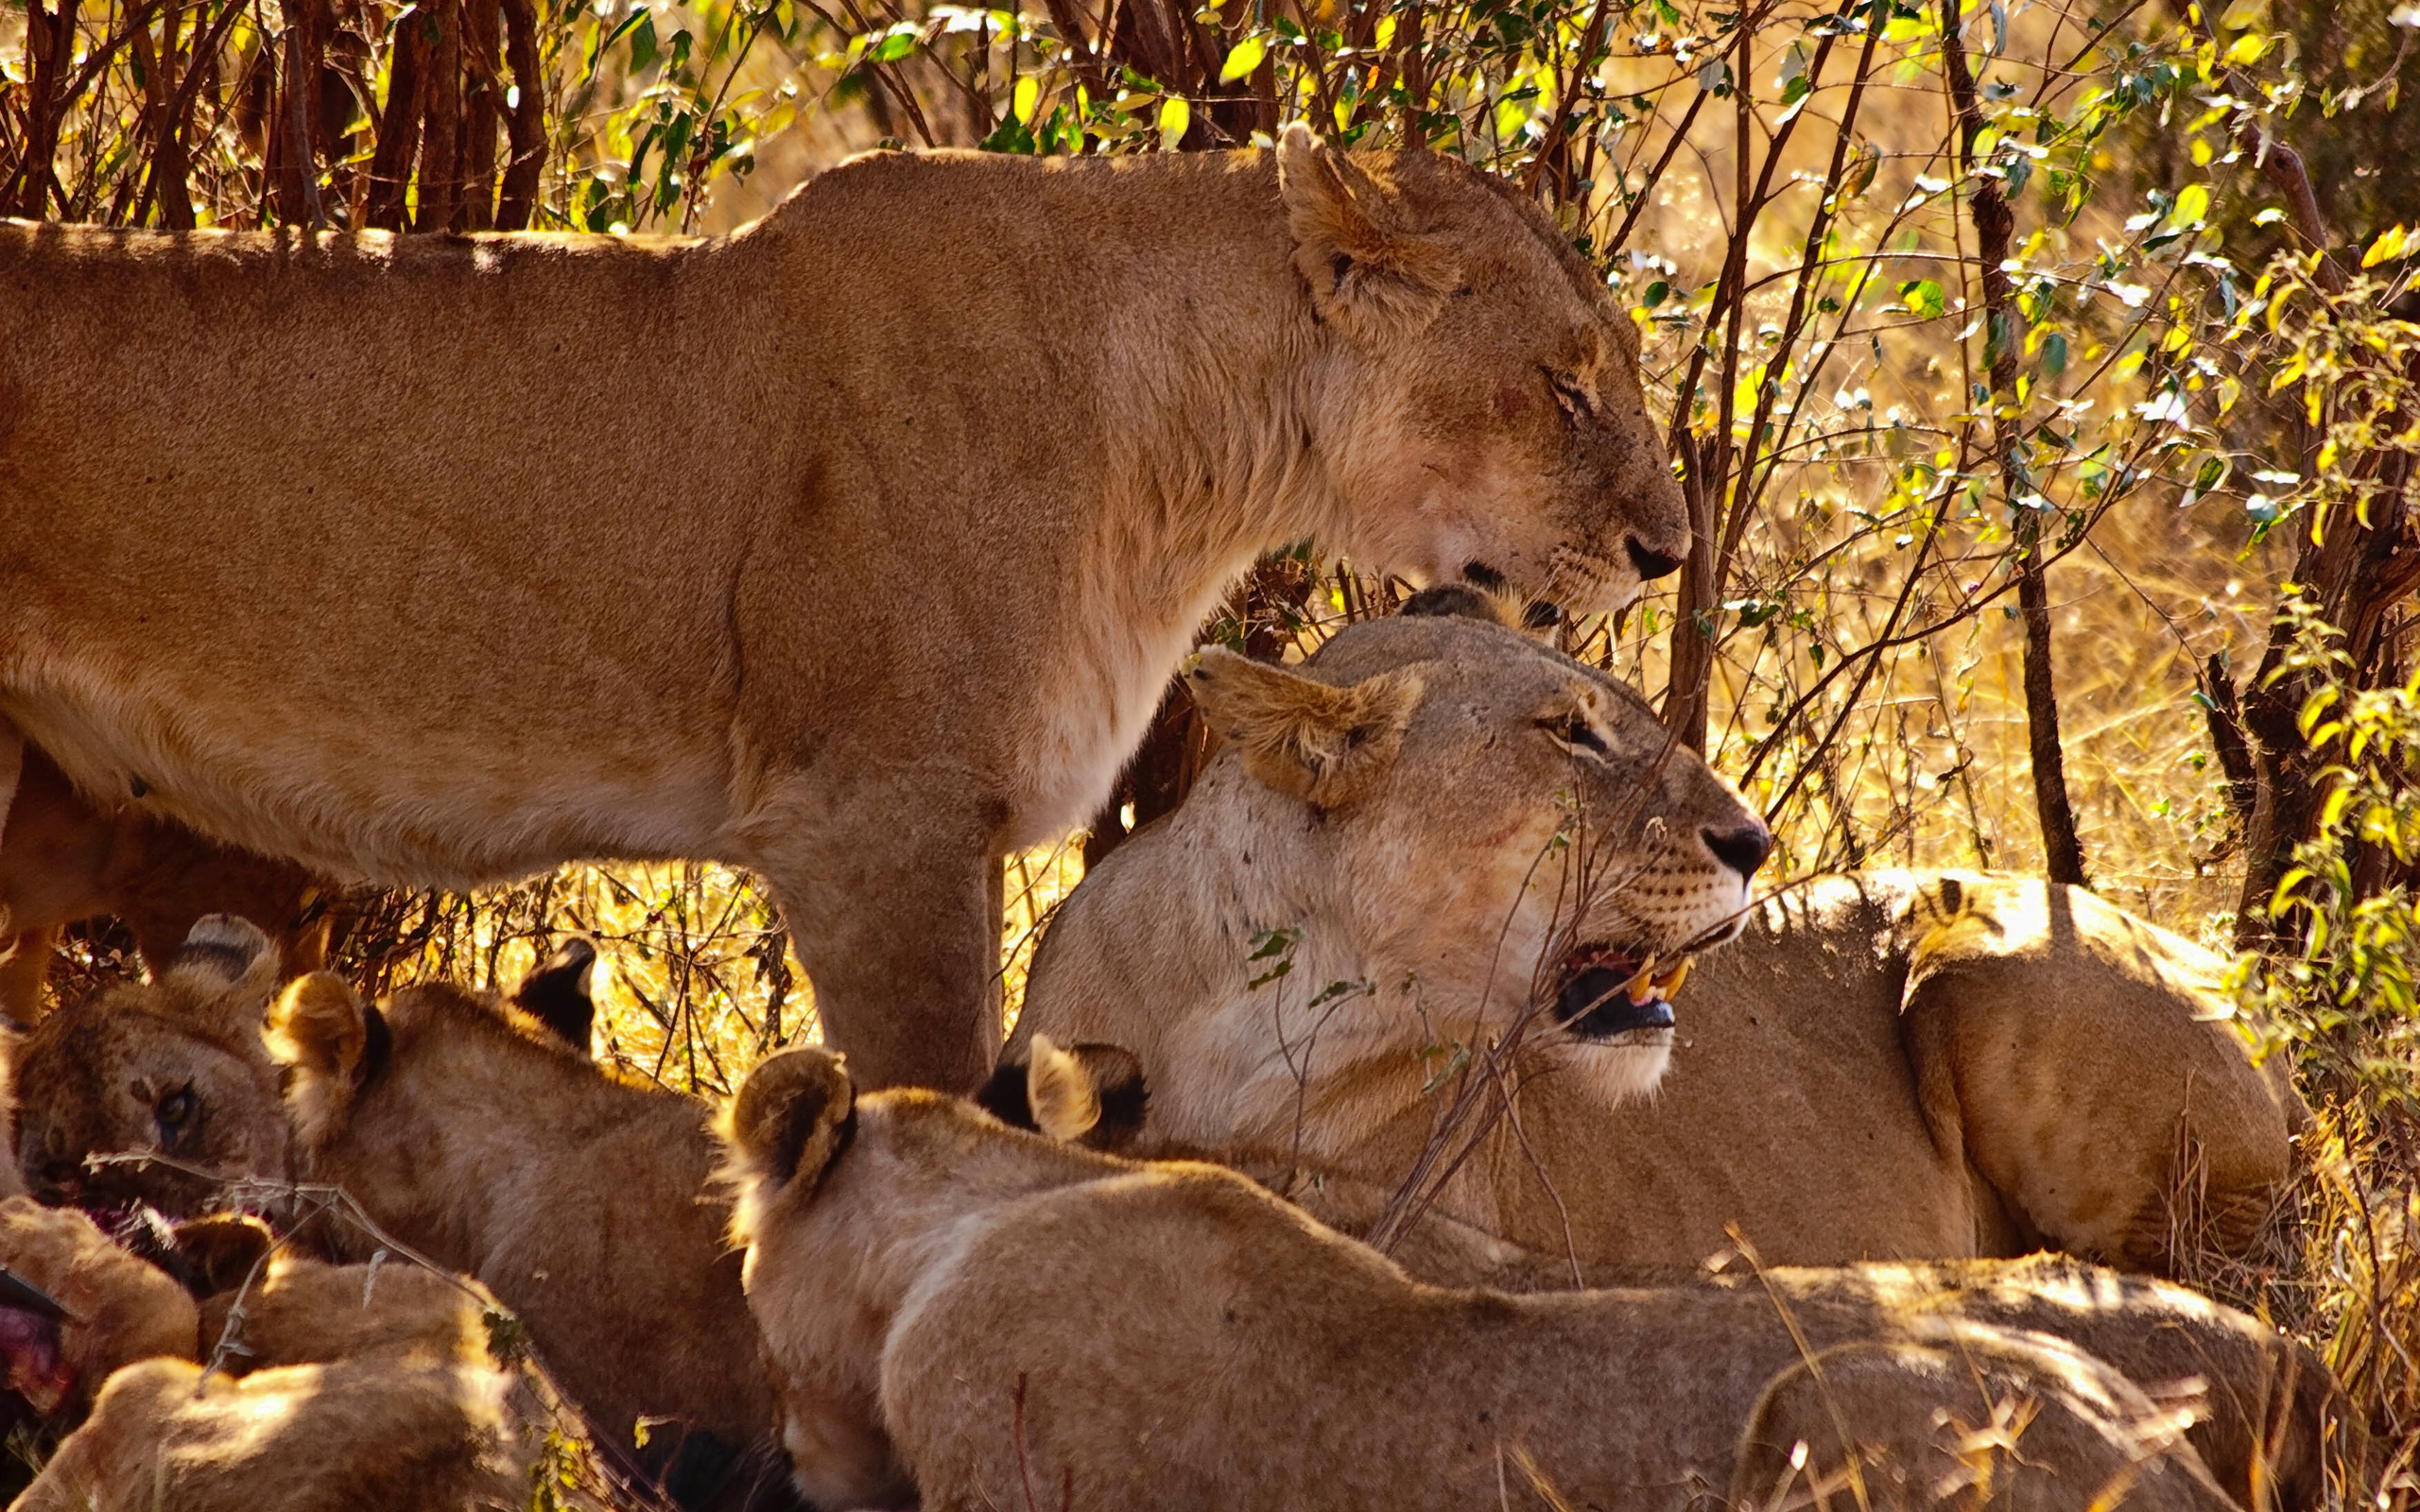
[1019,608,1769,1154]
[10,941,781,1495]
[0,744,327,1027]
[988,1047,2341,1512]
[0,128,1686,1093]
[1018,609,2298,1270]
[0,1198,197,1416]
[719,1049,2230,1512]
[14,1357,532,1512]
[12,917,297,1218]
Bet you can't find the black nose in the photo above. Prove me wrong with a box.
[1702,820,1772,879]
[1626,538,1685,581]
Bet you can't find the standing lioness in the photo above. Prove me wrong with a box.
[0,124,1685,1091]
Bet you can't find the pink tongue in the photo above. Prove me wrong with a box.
[0,1306,71,1415]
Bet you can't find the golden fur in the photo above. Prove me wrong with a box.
[7,918,779,1504]
[17,1251,544,1512]
[0,744,326,1026]
[991,1036,2339,1512]
[1020,607,1770,1126]
[1016,605,2298,1273]
[717,1048,2234,1512]
[0,1198,197,1418]
[0,127,1686,1092]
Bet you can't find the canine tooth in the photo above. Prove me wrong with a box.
[1657,959,1692,999]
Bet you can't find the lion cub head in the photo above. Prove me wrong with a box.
[1139,592,1769,1104]
[12,919,596,1219]
[1275,125,1688,613]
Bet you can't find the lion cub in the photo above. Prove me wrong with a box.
[720,1046,2234,1512]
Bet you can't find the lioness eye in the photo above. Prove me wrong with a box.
[156,1087,195,1134]
[1540,713,1610,757]
[1546,369,1592,420]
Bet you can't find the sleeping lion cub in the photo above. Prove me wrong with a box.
[718,1046,2233,1512]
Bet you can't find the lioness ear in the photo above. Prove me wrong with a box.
[1277,122,1459,338]
[510,936,596,1056]
[1186,647,1425,811]
[168,1213,276,1299]
[726,1048,856,1192]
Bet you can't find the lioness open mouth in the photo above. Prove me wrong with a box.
[1555,945,1691,1042]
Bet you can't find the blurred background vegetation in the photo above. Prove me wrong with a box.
[7,0,2419,1498]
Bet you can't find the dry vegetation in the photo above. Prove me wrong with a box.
[7,0,2419,1502]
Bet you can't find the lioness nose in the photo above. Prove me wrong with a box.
[1702,820,1772,880]
[1625,538,1685,581]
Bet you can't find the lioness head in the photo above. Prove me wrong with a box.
[13,918,295,1217]
[1277,126,1688,612]
[1167,591,1767,1101]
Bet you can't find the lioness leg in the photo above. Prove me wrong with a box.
[766,829,1000,1093]
[0,925,55,1026]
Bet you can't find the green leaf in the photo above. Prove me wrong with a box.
[1899,279,1946,319]
[1219,34,1267,84]
[2039,331,2067,377]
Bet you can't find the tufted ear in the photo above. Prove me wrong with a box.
[167,1212,276,1299]
[726,1048,856,1193]
[510,936,596,1055]
[269,973,372,1081]
[1186,647,1425,811]
[1276,122,1460,339]
[167,915,282,997]
[975,1038,1149,1153]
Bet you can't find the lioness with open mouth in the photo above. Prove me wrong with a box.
[1014,592,2297,1274]
[0,122,1686,1094]
[719,1047,2233,1512]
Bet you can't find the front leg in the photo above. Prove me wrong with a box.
[762,804,1003,1093]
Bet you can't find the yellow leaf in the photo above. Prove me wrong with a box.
[1158,95,1191,149]
[2362,224,2410,268]
[1219,34,1267,84]
[2221,30,2268,65]
[2173,182,2211,226]
[1012,75,1040,123]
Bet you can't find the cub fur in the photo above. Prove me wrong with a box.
[0,125,1686,1093]
[9,918,773,1507]
[718,1047,2230,1512]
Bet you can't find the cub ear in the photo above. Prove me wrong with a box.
[1398,583,1512,627]
[1185,646,1425,811]
[269,972,372,1081]
[1276,122,1460,339]
[167,1213,276,1299]
[725,1048,856,1193]
[510,936,596,1056]
[167,915,283,1001]
[976,1038,1149,1153]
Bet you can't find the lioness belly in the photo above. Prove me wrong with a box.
[0,227,768,885]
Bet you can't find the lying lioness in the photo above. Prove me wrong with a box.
[721,1046,2234,1512]
[0,123,1688,1094]
[1014,593,2299,1272]
[9,918,781,1509]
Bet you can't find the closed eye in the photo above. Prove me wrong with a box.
[1540,713,1610,758]
[1545,369,1593,421]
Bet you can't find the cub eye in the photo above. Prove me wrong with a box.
[155,1087,196,1136]
[1540,713,1610,758]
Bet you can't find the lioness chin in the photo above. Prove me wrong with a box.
[719,1047,2233,1512]
[0,124,1685,1094]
